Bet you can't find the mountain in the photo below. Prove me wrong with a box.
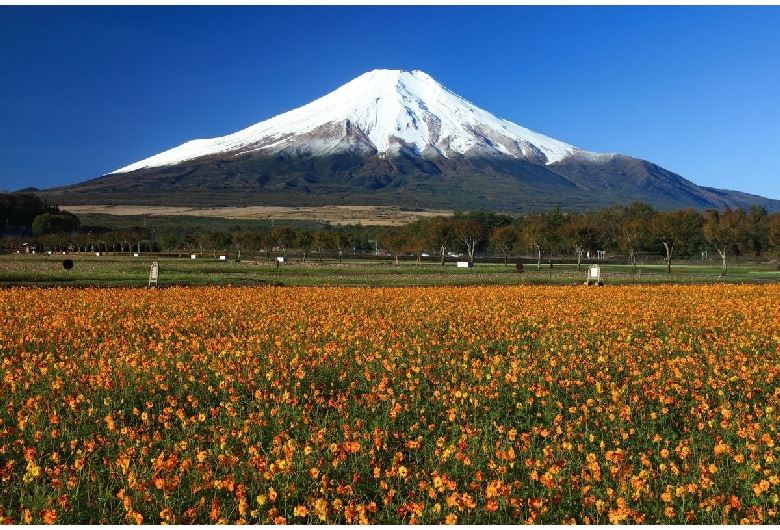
[40,69,780,213]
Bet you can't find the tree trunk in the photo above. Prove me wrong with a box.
[717,247,727,276]
[440,245,446,266]
[536,249,542,270]
[467,240,476,262]
[663,242,672,274]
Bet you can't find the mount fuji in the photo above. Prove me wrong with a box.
[43,69,780,213]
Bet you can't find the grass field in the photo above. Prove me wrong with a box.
[2,252,779,288]
[1,283,779,523]
[61,204,453,227]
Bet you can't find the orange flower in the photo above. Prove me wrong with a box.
[729,495,743,510]
[41,509,57,525]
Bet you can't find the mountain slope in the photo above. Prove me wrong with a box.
[41,69,780,213]
[110,69,587,174]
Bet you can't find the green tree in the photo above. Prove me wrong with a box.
[427,217,458,266]
[702,207,748,276]
[452,217,486,262]
[767,212,780,257]
[181,234,197,257]
[332,230,354,263]
[209,231,232,258]
[619,202,656,272]
[1,192,49,227]
[522,213,554,270]
[589,205,623,255]
[652,209,702,274]
[235,231,261,261]
[745,205,769,257]
[311,230,333,262]
[268,226,296,258]
[378,226,409,265]
[295,229,313,263]
[31,212,80,236]
[565,214,599,271]
[160,231,180,257]
[489,224,519,266]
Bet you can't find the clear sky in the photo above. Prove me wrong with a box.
[2,5,779,201]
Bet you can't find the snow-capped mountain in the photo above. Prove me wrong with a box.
[111,69,600,174]
[44,69,780,213]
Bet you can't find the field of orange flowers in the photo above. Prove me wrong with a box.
[1,284,779,524]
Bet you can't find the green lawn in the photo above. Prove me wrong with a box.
[1,252,778,288]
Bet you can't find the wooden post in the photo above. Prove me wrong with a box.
[149,262,159,288]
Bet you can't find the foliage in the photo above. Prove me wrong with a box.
[1,193,76,233]
[12,193,780,268]
[31,212,81,236]
[702,208,749,275]
[489,225,519,266]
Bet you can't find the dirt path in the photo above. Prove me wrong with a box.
[61,204,453,226]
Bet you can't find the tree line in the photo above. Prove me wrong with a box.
[0,193,79,234]
[375,204,779,275]
[4,193,780,274]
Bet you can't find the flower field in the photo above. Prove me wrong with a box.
[1,284,779,524]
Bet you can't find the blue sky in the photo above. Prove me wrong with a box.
[2,5,779,201]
